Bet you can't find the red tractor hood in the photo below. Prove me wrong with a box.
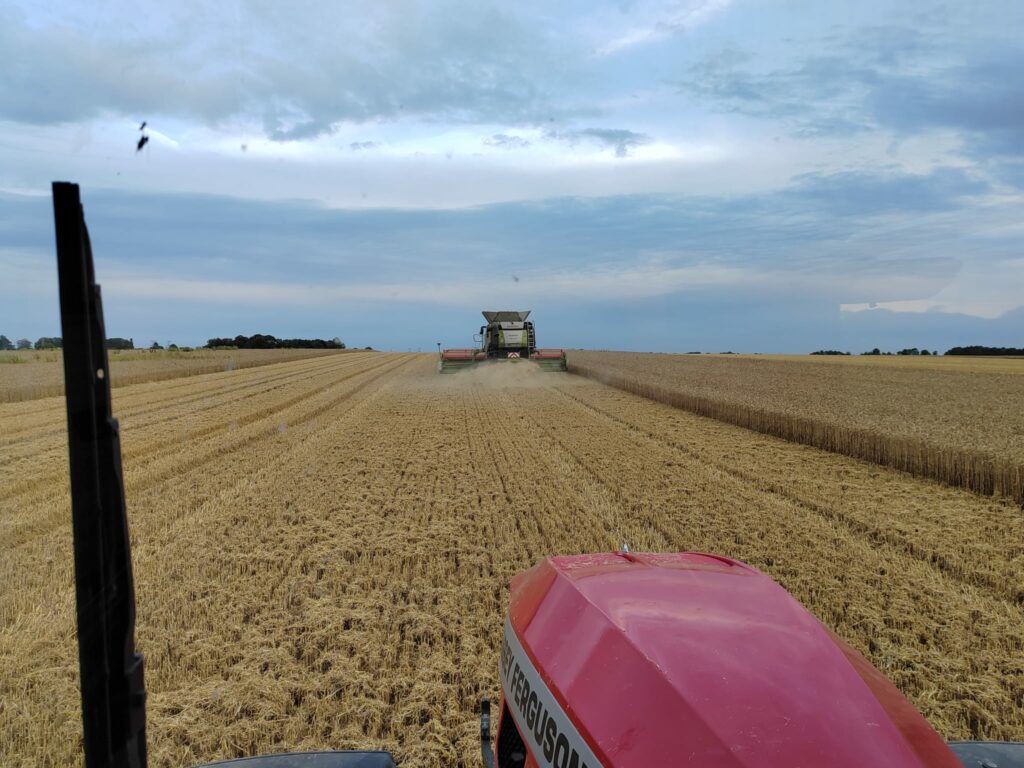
[501,552,961,768]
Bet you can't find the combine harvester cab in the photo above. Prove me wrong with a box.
[439,311,567,373]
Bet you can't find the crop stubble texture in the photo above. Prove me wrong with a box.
[1,354,1022,767]
[0,348,348,403]
[570,351,1024,506]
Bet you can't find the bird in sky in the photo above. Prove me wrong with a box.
[139,121,147,131]
[136,135,149,152]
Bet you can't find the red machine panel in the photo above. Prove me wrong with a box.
[529,350,566,359]
[500,552,962,768]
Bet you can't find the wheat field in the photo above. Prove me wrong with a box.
[0,348,348,403]
[2,353,1022,767]
[570,351,1024,506]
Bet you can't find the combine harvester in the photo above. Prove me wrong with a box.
[51,182,1022,767]
[439,311,567,373]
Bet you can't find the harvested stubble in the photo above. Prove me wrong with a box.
[2,353,1022,768]
[569,351,1024,506]
[0,348,350,403]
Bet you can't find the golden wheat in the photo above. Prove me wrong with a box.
[0,348,353,403]
[569,352,1024,506]
[2,354,1022,768]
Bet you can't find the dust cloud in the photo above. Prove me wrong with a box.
[396,356,581,394]
[444,360,554,389]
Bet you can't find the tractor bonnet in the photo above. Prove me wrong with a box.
[499,552,962,768]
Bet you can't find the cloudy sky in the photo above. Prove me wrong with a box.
[1,0,1022,352]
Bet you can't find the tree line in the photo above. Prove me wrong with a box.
[0,336,138,350]
[1,334,347,351]
[944,345,1024,356]
[811,346,1023,356]
[810,348,942,356]
[0,336,65,350]
[3,333,1015,356]
[205,334,345,349]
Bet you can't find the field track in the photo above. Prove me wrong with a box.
[2,353,1022,767]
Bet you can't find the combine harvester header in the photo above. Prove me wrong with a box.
[439,310,567,373]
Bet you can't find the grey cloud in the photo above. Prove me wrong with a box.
[0,4,580,138]
[682,52,878,134]
[2,159,1015,350]
[0,6,245,126]
[992,160,1024,189]
[683,26,1024,158]
[0,162,992,290]
[867,58,1024,157]
[840,305,1024,354]
[349,141,380,151]
[485,134,532,149]
[264,113,336,142]
[597,0,735,55]
[785,167,990,217]
[840,25,936,68]
[546,128,652,157]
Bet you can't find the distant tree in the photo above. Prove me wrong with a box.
[861,347,882,356]
[945,345,1024,356]
[16,338,32,350]
[106,338,134,350]
[149,341,163,350]
[897,348,920,356]
[168,343,178,350]
[921,349,931,355]
[0,335,13,350]
[34,337,63,350]
[206,334,345,349]
[811,350,850,355]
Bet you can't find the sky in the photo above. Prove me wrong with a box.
[1,0,1022,352]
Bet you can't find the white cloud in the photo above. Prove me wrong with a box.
[103,261,754,308]
[841,255,1024,319]
[102,253,983,311]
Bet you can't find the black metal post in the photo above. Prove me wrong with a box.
[53,181,147,768]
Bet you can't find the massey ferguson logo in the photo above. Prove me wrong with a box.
[501,620,604,768]
[507,352,520,358]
